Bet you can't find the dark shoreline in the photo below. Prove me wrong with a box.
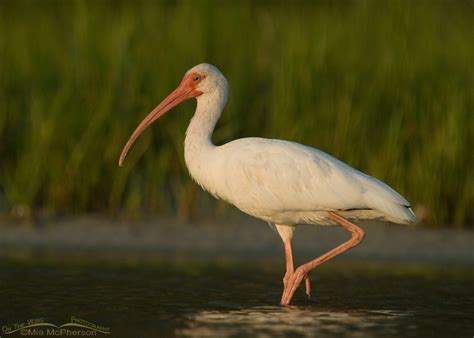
[1,214,472,266]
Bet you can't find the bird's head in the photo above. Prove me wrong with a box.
[118,63,226,166]
[184,63,227,96]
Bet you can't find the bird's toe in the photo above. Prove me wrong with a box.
[305,274,311,299]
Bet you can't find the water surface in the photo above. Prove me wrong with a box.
[0,256,472,337]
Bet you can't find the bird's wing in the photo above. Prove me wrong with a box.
[214,138,414,223]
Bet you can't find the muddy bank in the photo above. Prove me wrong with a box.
[0,215,472,265]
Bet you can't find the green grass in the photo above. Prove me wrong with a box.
[0,0,472,226]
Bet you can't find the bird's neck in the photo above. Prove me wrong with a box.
[184,87,227,168]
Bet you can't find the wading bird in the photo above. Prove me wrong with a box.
[119,63,416,305]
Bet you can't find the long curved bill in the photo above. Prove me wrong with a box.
[118,81,195,166]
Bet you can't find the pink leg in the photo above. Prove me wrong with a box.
[281,239,312,304]
[281,239,294,303]
[280,211,365,306]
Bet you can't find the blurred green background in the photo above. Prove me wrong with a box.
[0,0,472,227]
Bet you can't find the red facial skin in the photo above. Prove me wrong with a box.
[119,72,206,166]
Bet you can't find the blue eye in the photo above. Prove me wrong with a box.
[193,75,201,81]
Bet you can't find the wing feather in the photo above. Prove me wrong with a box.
[212,138,414,223]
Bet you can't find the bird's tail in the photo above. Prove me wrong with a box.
[394,206,417,224]
[358,173,417,225]
[367,196,417,224]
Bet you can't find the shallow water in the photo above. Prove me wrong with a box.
[0,257,472,337]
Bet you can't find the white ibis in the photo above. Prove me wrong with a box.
[119,63,416,305]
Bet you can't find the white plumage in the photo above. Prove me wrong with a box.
[119,63,416,305]
[181,64,415,228]
[191,137,414,225]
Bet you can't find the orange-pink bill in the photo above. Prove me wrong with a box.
[118,73,203,166]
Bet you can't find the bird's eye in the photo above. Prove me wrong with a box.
[193,75,201,81]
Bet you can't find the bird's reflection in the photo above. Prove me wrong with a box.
[177,306,411,337]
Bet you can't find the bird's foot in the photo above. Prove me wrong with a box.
[305,274,311,299]
[281,271,292,304]
[280,266,311,306]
